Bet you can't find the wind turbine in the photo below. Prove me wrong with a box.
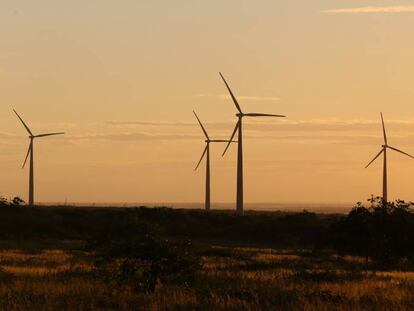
[365,112,414,205]
[193,111,234,211]
[13,109,65,208]
[220,73,286,215]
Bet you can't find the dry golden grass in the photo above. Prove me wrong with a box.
[0,246,414,310]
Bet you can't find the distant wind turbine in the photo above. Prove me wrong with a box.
[13,109,65,207]
[193,111,234,211]
[365,112,414,205]
[219,73,286,215]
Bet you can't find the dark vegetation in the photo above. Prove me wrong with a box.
[331,197,414,265]
[0,201,339,293]
[0,196,25,208]
[0,204,337,248]
[1,197,414,309]
[1,197,414,266]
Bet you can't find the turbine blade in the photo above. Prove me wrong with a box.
[13,109,33,136]
[195,145,208,171]
[222,120,240,156]
[365,149,384,169]
[34,132,65,138]
[22,142,32,169]
[387,146,414,159]
[244,113,286,118]
[381,112,387,145]
[193,111,209,140]
[219,72,242,113]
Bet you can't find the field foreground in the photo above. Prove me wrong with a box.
[0,206,413,310]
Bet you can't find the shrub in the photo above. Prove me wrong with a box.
[330,197,414,264]
[0,197,8,208]
[94,235,201,292]
[11,197,25,207]
[0,196,25,208]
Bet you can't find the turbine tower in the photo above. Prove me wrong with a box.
[193,111,234,211]
[365,112,414,205]
[220,73,286,215]
[13,109,65,208]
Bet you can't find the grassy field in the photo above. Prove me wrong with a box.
[0,206,413,310]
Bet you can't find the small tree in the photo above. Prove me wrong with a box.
[0,197,8,208]
[331,197,414,265]
[10,197,25,208]
[0,196,25,208]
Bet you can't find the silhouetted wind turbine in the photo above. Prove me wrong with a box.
[365,112,414,205]
[193,111,234,211]
[13,109,65,208]
[220,73,286,215]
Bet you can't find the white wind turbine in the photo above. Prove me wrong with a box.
[365,112,414,205]
[14,109,65,207]
[220,73,286,215]
[193,111,234,211]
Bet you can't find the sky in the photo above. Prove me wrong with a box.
[2,1,414,207]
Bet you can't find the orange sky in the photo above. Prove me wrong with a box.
[2,1,414,207]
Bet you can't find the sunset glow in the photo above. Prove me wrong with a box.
[2,1,414,208]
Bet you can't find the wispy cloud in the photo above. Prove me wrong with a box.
[64,132,374,144]
[106,118,414,132]
[105,121,196,127]
[198,94,280,102]
[7,118,414,146]
[105,120,233,130]
[322,6,414,14]
[67,132,201,142]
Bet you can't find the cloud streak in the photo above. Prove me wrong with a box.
[62,130,414,146]
[6,118,414,146]
[322,6,414,14]
[106,118,414,132]
[67,132,201,142]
